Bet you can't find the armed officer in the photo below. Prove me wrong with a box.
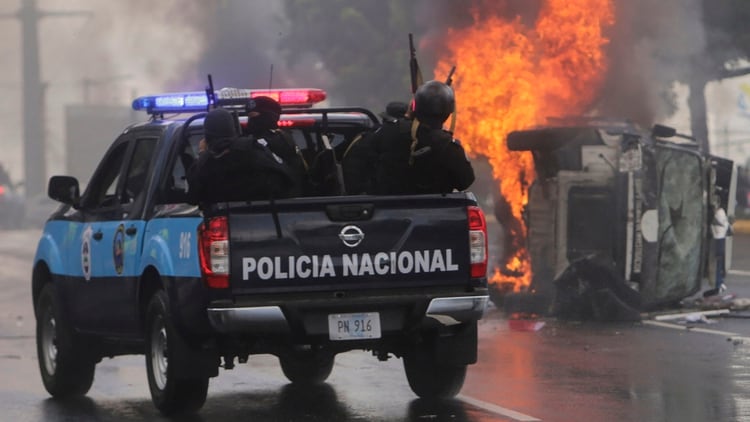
[186,107,295,206]
[186,108,241,205]
[372,80,475,195]
[342,101,409,195]
[244,96,309,196]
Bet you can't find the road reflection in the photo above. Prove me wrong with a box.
[407,398,469,421]
[463,311,748,422]
[33,382,496,422]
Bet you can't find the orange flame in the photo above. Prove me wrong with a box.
[435,0,614,291]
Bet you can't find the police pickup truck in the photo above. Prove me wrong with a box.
[32,87,489,415]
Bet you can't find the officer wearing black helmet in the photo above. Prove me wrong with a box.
[381,101,409,123]
[186,108,240,204]
[372,80,475,195]
[245,96,309,196]
[341,100,409,195]
[186,107,295,205]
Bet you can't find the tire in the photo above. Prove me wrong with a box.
[35,283,96,397]
[279,352,335,384]
[145,290,208,416]
[403,341,467,399]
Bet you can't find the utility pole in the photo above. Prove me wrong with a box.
[0,0,91,197]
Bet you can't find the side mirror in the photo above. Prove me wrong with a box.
[652,124,676,138]
[48,176,80,207]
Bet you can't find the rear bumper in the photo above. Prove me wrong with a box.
[206,294,488,334]
[207,306,291,333]
[424,296,488,326]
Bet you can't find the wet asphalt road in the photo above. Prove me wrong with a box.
[2,228,750,421]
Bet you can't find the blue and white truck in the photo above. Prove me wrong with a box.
[32,87,489,415]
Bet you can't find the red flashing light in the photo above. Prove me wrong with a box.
[198,216,230,289]
[250,89,326,107]
[278,118,316,127]
[467,206,488,278]
[0,185,5,196]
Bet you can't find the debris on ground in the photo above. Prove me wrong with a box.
[730,298,750,311]
[651,309,729,324]
[653,285,750,323]
[680,290,742,311]
[508,313,546,332]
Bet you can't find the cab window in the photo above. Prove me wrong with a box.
[159,132,203,204]
[122,138,157,204]
[84,142,129,209]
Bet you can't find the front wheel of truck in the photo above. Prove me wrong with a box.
[403,341,467,399]
[36,283,96,397]
[145,290,208,416]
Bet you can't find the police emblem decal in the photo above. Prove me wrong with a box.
[113,224,125,275]
[81,225,92,281]
[339,225,364,248]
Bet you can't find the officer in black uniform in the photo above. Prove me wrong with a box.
[341,101,409,195]
[245,96,309,196]
[186,108,295,206]
[373,80,475,195]
[380,101,409,123]
[186,108,241,205]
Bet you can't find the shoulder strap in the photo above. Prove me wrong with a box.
[343,133,365,160]
[408,119,421,166]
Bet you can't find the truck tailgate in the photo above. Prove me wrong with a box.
[227,194,475,294]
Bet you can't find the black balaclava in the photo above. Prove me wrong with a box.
[204,108,237,152]
[246,96,282,136]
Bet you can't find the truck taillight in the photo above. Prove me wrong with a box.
[198,216,230,289]
[468,206,488,278]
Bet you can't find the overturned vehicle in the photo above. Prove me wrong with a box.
[501,118,736,321]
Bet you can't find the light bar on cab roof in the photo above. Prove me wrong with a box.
[132,88,327,114]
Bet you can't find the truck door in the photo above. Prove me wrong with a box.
[93,136,156,336]
[69,138,130,333]
[71,133,157,335]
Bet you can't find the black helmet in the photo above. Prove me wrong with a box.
[413,80,454,127]
[246,96,282,134]
[381,101,408,121]
[247,96,282,119]
[203,108,237,144]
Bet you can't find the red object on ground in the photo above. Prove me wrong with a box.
[508,313,546,331]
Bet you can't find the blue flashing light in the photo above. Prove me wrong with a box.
[132,91,210,114]
[132,87,327,115]
[185,94,209,107]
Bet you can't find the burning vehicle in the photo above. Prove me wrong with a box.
[495,118,736,321]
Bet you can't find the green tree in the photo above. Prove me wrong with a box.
[280,0,419,110]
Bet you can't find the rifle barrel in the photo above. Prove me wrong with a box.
[446,66,456,86]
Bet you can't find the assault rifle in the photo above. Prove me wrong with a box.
[205,74,216,110]
[408,33,458,132]
[409,33,423,95]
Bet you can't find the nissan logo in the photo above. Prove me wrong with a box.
[339,225,364,248]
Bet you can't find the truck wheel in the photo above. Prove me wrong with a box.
[145,290,208,416]
[279,352,334,384]
[403,342,467,399]
[35,283,96,397]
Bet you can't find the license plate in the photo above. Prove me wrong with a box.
[328,312,381,340]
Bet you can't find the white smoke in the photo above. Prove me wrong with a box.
[0,0,289,183]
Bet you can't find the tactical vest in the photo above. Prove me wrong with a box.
[227,136,296,200]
